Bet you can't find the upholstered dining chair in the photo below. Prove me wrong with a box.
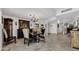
[3,28,16,45]
[22,28,33,46]
[40,29,45,42]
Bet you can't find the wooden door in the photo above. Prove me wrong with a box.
[3,18,13,38]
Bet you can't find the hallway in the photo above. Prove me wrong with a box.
[2,34,79,51]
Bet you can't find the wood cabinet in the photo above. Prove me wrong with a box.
[71,31,79,48]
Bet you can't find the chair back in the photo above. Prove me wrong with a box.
[3,28,8,39]
[22,28,29,38]
[41,28,45,35]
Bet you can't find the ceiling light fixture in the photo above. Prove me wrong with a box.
[29,14,39,22]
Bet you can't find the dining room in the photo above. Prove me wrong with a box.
[0,8,79,51]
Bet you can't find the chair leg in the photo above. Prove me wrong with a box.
[6,42,8,45]
[28,39,31,46]
[14,37,16,43]
[24,38,30,46]
[40,36,45,43]
[37,35,40,43]
[24,38,26,44]
[15,39,16,43]
[37,38,40,43]
[12,36,16,43]
[6,39,8,45]
[28,41,30,46]
[43,38,46,43]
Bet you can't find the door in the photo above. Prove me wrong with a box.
[3,18,13,38]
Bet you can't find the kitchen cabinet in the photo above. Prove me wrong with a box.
[71,31,79,48]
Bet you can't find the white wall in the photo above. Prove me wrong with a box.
[0,9,3,50]
[2,15,50,39]
[2,15,36,38]
[30,21,36,28]
[48,22,57,34]
[13,18,18,38]
[47,18,57,34]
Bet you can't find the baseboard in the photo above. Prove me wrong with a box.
[48,33,57,35]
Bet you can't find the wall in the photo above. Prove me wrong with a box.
[30,21,35,28]
[2,15,19,38]
[2,15,50,38]
[2,15,35,38]
[0,9,3,50]
[48,22,57,34]
[47,18,57,34]
[13,18,18,38]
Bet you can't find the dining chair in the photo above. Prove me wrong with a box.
[40,29,45,42]
[22,28,33,46]
[3,28,16,45]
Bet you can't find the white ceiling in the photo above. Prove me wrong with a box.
[48,9,79,24]
[57,10,79,23]
[2,8,57,20]
[2,8,79,23]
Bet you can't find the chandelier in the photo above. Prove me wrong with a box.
[29,14,39,22]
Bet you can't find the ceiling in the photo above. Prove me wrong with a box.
[57,10,79,23]
[2,8,79,23]
[49,9,79,24]
[2,8,57,20]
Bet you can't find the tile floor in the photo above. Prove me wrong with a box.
[2,34,79,51]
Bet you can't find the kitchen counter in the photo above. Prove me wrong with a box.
[71,31,79,48]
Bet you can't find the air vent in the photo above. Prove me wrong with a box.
[61,8,72,13]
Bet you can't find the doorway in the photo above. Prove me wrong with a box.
[57,23,63,34]
[17,20,30,38]
[3,18,13,43]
